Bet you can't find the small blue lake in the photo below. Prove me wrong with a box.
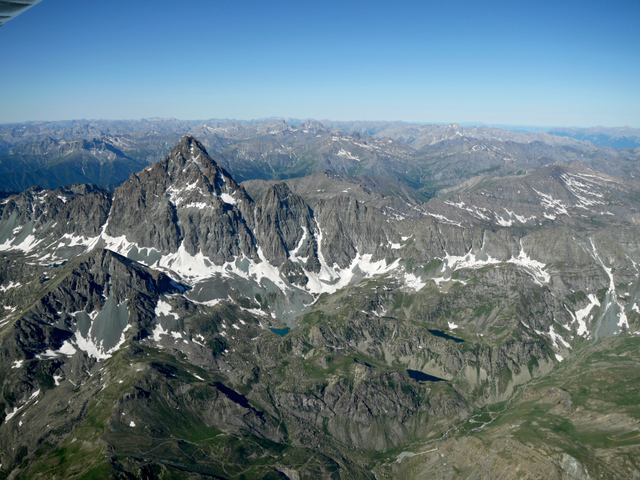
[270,327,290,337]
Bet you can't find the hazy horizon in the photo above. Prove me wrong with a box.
[1,1,638,128]
[2,117,638,134]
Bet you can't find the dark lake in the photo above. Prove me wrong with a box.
[407,369,446,382]
[428,329,464,343]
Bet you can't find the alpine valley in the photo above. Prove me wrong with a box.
[0,120,639,479]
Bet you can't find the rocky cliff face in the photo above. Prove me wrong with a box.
[0,183,112,246]
[0,135,638,479]
[252,182,318,267]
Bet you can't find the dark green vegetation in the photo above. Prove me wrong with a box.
[380,336,640,479]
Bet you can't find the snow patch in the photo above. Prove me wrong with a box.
[288,226,309,263]
[507,243,550,285]
[403,272,427,291]
[240,307,267,317]
[443,250,501,272]
[184,202,209,210]
[220,192,237,205]
[156,244,222,282]
[0,281,21,292]
[5,389,40,421]
[547,325,571,349]
[533,188,568,217]
[188,298,223,307]
[152,323,170,342]
[155,299,179,319]
[304,225,401,297]
[560,174,605,210]
[498,208,536,226]
[58,341,78,356]
[93,230,138,257]
[58,233,99,248]
[0,234,44,253]
[336,149,360,161]
[574,294,600,336]
[590,239,629,330]
[73,323,131,361]
[444,200,491,221]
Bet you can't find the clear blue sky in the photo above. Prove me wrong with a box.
[1,0,638,127]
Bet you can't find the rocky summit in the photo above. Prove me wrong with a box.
[0,132,639,479]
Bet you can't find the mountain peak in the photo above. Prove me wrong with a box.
[162,135,223,178]
[134,135,249,207]
[172,135,208,158]
[106,136,255,262]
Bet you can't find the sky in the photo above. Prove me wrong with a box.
[0,0,639,127]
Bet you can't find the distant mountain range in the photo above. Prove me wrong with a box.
[1,119,639,196]
[549,126,640,149]
[0,137,148,192]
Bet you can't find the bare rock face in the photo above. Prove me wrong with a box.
[0,183,112,242]
[315,195,391,268]
[252,182,316,266]
[8,248,183,360]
